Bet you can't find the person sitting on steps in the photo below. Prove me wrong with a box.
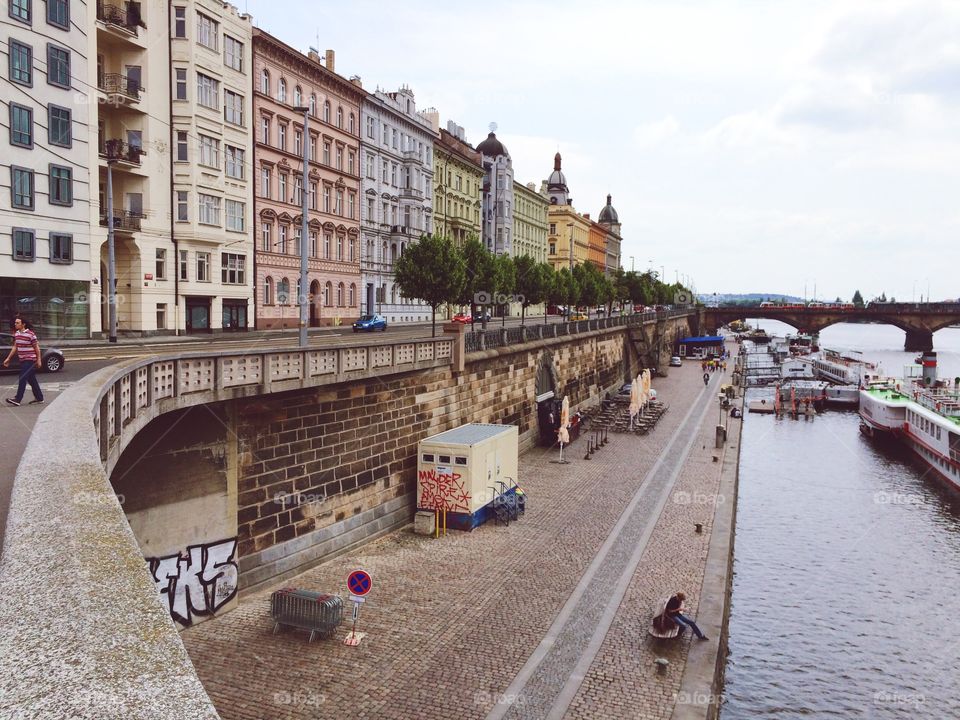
[666,592,709,641]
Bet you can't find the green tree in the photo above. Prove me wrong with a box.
[551,267,579,313]
[494,253,516,325]
[539,264,556,324]
[393,234,465,337]
[852,289,864,307]
[573,262,602,315]
[457,237,490,322]
[514,255,549,325]
[612,267,630,311]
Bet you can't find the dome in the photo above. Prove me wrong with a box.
[598,194,619,224]
[476,131,508,157]
[547,152,567,189]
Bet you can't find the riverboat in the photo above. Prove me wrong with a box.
[859,354,960,492]
[810,349,876,385]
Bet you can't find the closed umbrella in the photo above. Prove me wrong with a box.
[641,369,651,409]
[628,375,641,429]
[555,396,571,463]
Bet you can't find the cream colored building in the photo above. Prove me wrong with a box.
[88,0,252,336]
[511,180,549,317]
[170,1,253,331]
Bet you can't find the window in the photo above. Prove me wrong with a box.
[336,106,342,128]
[46,45,69,88]
[221,253,245,284]
[12,229,34,261]
[336,146,342,169]
[348,192,355,219]
[176,191,188,221]
[422,453,435,463]
[176,131,188,161]
[260,222,271,251]
[224,35,243,72]
[260,68,269,94]
[278,173,287,202]
[9,0,30,23]
[175,68,187,99]
[45,0,68,27]
[173,6,186,37]
[197,12,218,51]
[10,41,32,86]
[225,145,244,179]
[226,200,245,232]
[197,73,219,109]
[198,193,221,225]
[179,249,188,281]
[309,134,316,162]
[197,252,210,282]
[349,113,355,134]
[366,197,374,222]
[260,167,271,198]
[50,233,71,263]
[309,182,317,210]
[278,224,287,253]
[278,123,286,151]
[9,104,32,147]
[294,130,302,156]
[277,78,286,103]
[382,160,388,183]
[337,282,343,306]
[309,231,318,257]
[263,277,273,305]
[335,189,343,215]
[323,186,330,212]
[323,100,330,122]
[366,116,375,138]
[198,135,219,168]
[224,90,243,125]
[294,177,302,205]
[294,86,302,107]
[336,235,343,260]
[348,150,354,174]
[324,282,332,306]
[309,94,316,116]
[323,233,330,258]
[349,283,356,306]
[322,142,330,165]
[549,223,556,234]
[48,165,71,206]
[156,249,167,280]
[157,304,167,329]
[349,238,356,262]
[366,154,374,179]
[261,116,270,144]
[48,105,70,146]
[277,278,289,304]
[11,167,33,209]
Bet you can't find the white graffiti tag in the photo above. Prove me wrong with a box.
[148,538,238,626]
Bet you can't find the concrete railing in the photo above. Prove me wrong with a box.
[0,335,455,719]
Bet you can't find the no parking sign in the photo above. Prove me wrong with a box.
[344,569,372,646]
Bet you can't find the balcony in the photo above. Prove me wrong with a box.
[100,210,145,234]
[402,149,422,163]
[100,139,144,168]
[98,73,142,105]
[399,185,424,200]
[96,0,145,37]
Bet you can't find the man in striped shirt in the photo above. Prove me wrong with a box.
[3,317,44,406]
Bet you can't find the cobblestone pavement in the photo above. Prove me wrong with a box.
[181,360,735,720]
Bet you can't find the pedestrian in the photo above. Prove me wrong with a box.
[3,317,44,406]
[665,591,708,640]
[703,372,710,386]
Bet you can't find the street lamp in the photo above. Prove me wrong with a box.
[294,105,311,347]
[105,158,118,343]
[629,256,635,272]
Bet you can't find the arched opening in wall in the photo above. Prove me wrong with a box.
[309,280,320,326]
[534,350,561,448]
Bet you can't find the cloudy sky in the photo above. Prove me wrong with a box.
[247,0,959,302]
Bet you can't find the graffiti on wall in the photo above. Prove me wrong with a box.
[418,469,470,512]
[147,538,239,627]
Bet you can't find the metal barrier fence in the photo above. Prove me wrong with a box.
[464,309,693,353]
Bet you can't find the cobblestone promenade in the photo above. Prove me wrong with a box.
[182,359,738,720]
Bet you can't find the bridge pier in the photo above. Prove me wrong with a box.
[904,328,933,352]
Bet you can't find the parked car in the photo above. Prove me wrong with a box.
[476,310,492,322]
[569,312,589,322]
[0,333,65,373]
[451,312,472,324]
[353,314,387,332]
[669,356,682,367]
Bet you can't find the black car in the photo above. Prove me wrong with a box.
[0,333,65,373]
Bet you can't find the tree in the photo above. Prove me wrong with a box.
[852,290,864,307]
[393,234,465,337]
[457,237,491,325]
[539,264,556,324]
[493,254,516,325]
[551,267,579,314]
[573,262,602,315]
[514,255,548,325]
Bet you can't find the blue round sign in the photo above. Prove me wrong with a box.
[347,569,372,596]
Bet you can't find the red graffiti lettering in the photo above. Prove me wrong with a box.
[418,469,470,512]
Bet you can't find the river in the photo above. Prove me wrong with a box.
[721,321,960,718]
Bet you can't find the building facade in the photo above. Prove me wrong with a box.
[598,194,622,276]
[477,127,513,256]
[359,86,434,321]
[2,0,92,338]
[429,120,482,247]
[586,216,607,272]
[511,180,549,317]
[169,1,253,332]
[542,153,589,272]
[252,32,363,329]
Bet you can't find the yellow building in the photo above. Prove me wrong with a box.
[546,206,590,272]
[512,181,548,264]
[429,122,483,245]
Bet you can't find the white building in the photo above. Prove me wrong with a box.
[359,86,434,321]
[476,125,514,257]
[1,0,93,338]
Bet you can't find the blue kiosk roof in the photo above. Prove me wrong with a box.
[679,336,724,344]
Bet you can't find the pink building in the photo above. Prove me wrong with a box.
[252,30,363,328]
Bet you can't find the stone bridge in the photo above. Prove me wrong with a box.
[704,304,960,350]
[0,309,699,719]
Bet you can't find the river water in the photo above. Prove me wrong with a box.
[721,322,960,719]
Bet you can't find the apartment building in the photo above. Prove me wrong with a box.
[427,119,482,247]
[477,126,513,256]
[511,180,549,317]
[1,0,92,338]
[170,1,253,331]
[252,31,363,328]
[359,86,435,321]
[598,194,622,276]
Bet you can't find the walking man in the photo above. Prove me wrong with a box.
[3,317,44,406]
[666,591,708,640]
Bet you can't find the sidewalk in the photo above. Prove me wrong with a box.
[181,361,735,720]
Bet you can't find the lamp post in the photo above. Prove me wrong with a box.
[630,256,634,272]
[106,158,118,343]
[294,105,311,347]
[567,222,574,274]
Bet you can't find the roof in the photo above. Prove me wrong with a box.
[679,336,725,343]
[598,194,619,224]
[422,423,515,446]
[476,132,508,157]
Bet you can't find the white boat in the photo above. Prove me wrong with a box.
[810,349,875,385]
[859,354,960,493]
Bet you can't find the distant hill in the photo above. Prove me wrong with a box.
[698,293,804,306]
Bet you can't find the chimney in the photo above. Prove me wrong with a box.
[349,75,362,88]
[584,213,590,220]
[308,49,321,63]
[325,49,335,72]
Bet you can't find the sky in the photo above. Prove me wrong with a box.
[246,0,960,302]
